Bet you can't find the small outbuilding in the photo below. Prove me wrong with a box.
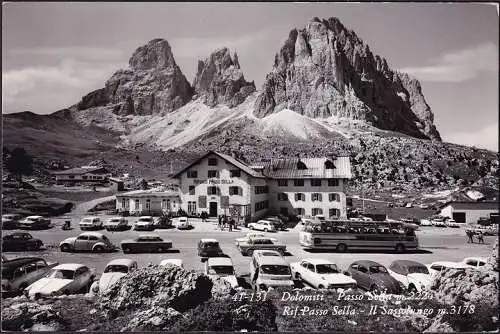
[438,201,499,224]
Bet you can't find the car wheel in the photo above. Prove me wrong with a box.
[318,284,324,289]
[258,284,267,292]
[63,289,70,296]
[264,228,268,232]
[336,243,347,253]
[123,246,132,254]
[395,244,405,253]
[157,246,164,253]
[295,273,302,280]
[60,244,70,252]
[246,249,254,256]
[278,249,285,256]
[249,225,254,230]
[93,245,104,252]
[19,282,28,293]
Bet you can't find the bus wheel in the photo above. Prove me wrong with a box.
[395,244,405,253]
[246,249,254,256]
[336,243,347,252]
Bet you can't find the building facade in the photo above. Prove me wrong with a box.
[116,189,180,216]
[439,201,499,224]
[53,167,111,185]
[174,151,352,221]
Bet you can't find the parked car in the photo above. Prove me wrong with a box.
[237,236,286,256]
[121,234,173,253]
[59,232,115,253]
[154,215,173,229]
[249,250,294,291]
[445,219,460,228]
[91,259,137,294]
[427,261,470,278]
[2,214,22,229]
[2,232,44,251]
[24,263,95,298]
[235,232,277,246]
[133,216,155,231]
[204,256,238,288]
[79,216,103,230]
[159,259,184,268]
[198,239,224,257]
[387,260,432,292]
[469,225,497,236]
[265,217,287,230]
[431,217,447,227]
[420,219,433,226]
[104,217,128,231]
[248,220,277,232]
[176,217,192,230]
[419,204,429,209]
[18,216,51,230]
[290,258,356,289]
[461,257,488,270]
[1,257,58,297]
[346,260,403,294]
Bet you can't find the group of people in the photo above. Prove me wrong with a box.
[218,214,237,231]
[466,229,484,243]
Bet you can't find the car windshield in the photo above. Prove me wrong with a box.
[369,266,388,274]
[260,265,291,275]
[203,242,219,248]
[82,218,92,223]
[109,219,121,223]
[316,264,339,274]
[138,218,152,222]
[46,269,75,279]
[104,265,129,274]
[138,237,162,242]
[260,252,280,257]
[408,266,429,274]
[209,265,234,275]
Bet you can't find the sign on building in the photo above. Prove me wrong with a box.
[198,196,207,208]
[220,196,229,208]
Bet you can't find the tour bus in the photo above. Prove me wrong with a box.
[299,219,419,253]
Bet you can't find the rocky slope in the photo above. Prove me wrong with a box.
[254,17,441,140]
[193,48,256,107]
[76,38,194,115]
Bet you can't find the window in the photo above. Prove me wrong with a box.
[295,193,305,201]
[69,175,75,179]
[296,208,305,216]
[88,236,98,241]
[134,199,139,210]
[255,200,269,211]
[328,179,339,187]
[208,186,218,195]
[278,193,288,201]
[122,199,127,208]
[230,170,241,177]
[208,158,218,166]
[82,175,88,180]
[146,199,150,210]
[76,235,89,241]
[278,179,288,187]
[255,186,269,194]
[312,193,322,201]
[189,185,195,195]
[311,179,322,187]
[280,207,288,215]
[188,201,197,213]
[187,170,198,178]
[325,160,335,169]
[229,186,242,195]
[208,170,219,178]
[312,208,323,216]
[329,193,340,202]
[329,208,340,218]
[358,266,368,274]
[294,179,304,186]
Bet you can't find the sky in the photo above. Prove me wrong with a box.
[2,2,499,151]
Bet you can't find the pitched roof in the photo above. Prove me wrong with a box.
[441,201,499,211]
[172,151,265,179]
[259,157,352,179]
[117,188,180,199]
[53,167,108,175]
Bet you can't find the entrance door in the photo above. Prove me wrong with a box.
[209,202,218,217]
[452,212,466,224]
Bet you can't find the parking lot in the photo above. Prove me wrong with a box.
[2,216,495,280]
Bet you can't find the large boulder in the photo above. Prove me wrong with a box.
[1,302,67,331]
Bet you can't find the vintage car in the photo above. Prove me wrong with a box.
[346,260,403,294]
[198,239,224,257]
[235,232,277,246]
[431,216,447,227]
[133,216,156,231]
[2,232,44,251]
[427,261,471,278]
[176,217,192,230]
[25,263,95,298]
[265,217,287,230]
[121,234,173,253]
[79,216,103,230]
[159,259,184,268]
[18,216,51,230]
[290,258,356,290]
[468,225,498,236]
[204,256,238,288]
[91,259,137,294]
[237,236,286,256]
[104,217,128,231]
[445,219,460,228]
[59,232,115,253]
[2,257,58,297]
[387,260,432,292]
[461,257,488,270]
[249,250,294,291]
[248,220,277,232]
[2,214,22,229]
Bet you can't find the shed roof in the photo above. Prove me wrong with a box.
[53,167,109,175]
[441,201,499,211]
[117,188,180,199]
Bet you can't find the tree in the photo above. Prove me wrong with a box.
[5,147,33,185]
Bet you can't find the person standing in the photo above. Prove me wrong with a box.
[477,231,484,244]
[229,218,234,232]
[223,215,228,231]
[466,230,474,243]
[218,215,222,229]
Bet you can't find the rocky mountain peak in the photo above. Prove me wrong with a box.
[76,38,193,115]
[255,16,441,140]
[193,47,255,108]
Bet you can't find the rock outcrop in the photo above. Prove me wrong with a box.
[254,17,441,140]
[1,301,67,331]
[193,48,255,107]
[77,39,193,115]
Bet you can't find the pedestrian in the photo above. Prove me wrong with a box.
[229,218,234,232]
[466,230,474,243]
[223,215,228,231]
[218,215,222,229]
[477,231,484,244]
